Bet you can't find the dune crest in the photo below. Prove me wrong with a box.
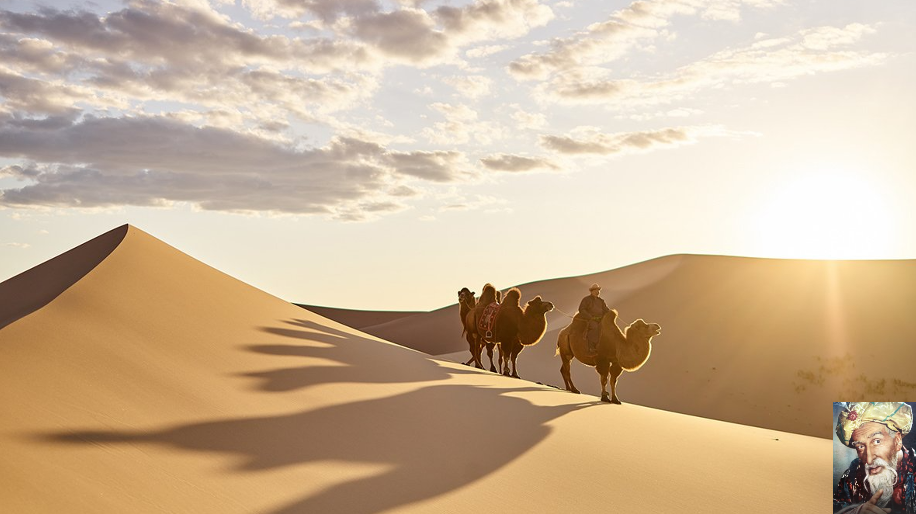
[0,224,128,330]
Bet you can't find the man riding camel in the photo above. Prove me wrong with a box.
[576,283,610,353]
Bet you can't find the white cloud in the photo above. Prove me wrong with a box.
[532,23,887,106]
[443,75,492,99]
[540,124,741,156]
[465,44,509,58]
[422,103,507,145]
[480,153,559,172]
[509,0,783,80]
[510,107,547,129]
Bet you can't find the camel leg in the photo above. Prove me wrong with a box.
[558,335,580,393]
[596,360,611,403]
[486,343,497,373]
[501,343,515,377]
[560,355,578,393]
[609,362,624,405]
[510,346,521,379]
[477,335,487,369]
[464,333,476,366]
[469,335,483,369]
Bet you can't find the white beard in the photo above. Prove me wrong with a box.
[863,452,902,508]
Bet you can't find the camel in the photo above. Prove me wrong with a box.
[492,288,554,379]
[457,287,478,367]
[467,283,502,372]
[556,309,660,404]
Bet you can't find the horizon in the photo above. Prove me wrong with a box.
[6,222,916,312]
[1,0,914,310]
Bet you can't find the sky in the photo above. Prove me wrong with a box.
[0,0,914,311]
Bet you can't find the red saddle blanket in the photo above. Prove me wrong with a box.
[477,302,500,338]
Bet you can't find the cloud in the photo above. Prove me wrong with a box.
[0,2,378,131]
[442,75,492,99]
[385,149,476,182]
[0,68,102,114]
[0,115,478,216]
[508,0,783,80]
[480,153,558,172]
[421,103,507,145]
[465,44,509,59]
[351,8,450,63]
[435,0,554,41]
[342,0,553,65]
[532,23,886,106]
[243,0,381,22]
[540,125,738,155]
[510,106,547,129]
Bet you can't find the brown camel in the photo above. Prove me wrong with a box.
[467,283,502,372]
[457,287,479,367]
[492,288,554,379]
[556,309,660,404]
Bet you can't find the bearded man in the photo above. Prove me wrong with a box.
[834,402,916,514]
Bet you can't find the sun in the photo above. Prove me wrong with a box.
[752,169,897,260]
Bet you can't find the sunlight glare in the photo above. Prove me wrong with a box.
[752,169,896,260]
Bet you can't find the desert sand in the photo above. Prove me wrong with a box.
[2,225,829,512]
[318,254,916,439]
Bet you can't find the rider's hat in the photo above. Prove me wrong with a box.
[589,283,601,291]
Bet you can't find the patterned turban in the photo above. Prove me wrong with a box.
[836,402,913,447]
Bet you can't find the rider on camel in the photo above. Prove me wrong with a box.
[576,283,610,353]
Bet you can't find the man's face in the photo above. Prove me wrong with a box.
[590,289,599,297]
[850,421,902,473]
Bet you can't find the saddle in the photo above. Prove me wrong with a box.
[478,302,500,339]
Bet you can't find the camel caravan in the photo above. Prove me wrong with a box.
[458,283,661,404]
[458,284,554,379]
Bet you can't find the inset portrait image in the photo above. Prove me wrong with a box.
[834,402,916,513]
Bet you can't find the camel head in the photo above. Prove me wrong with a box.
[458,287,475,304]
[525,295,554,315]
[627,319,661,340]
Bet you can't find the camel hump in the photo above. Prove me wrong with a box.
[504,288,521,306]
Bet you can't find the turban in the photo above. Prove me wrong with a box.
[836,402,913,447]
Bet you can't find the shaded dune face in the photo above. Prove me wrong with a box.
[0,225,127,330]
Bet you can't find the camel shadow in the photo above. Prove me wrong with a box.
[39,316,593,512]
[242,318,478,392]
[43,384,588,513]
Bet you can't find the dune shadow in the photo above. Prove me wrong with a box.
[242,318,478,392]
[42,383,589,513]
[0,225,127,330]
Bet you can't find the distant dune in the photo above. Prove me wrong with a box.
[306,254,916,439]
[296,304,422,329]
[1,225,828,512]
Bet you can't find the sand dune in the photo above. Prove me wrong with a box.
[297,304,422,329]
[313,254,916,439]
[1,226,828,512]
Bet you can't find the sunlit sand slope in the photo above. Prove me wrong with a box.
[325,255,916,439]
[1,227,827,512]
